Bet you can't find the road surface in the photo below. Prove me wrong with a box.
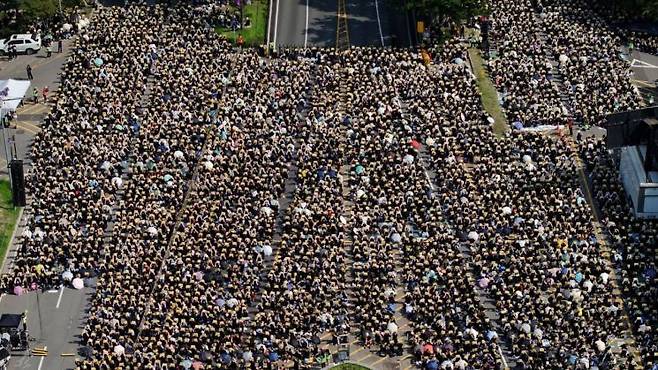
[0,39,73,176]
[0,39,94,370]
[269,0,413,48]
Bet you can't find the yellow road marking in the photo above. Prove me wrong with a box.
[15,122,40,134]
[18,104,49,115]
[350,346,365,357]
[370,356,389,366]
[353,352,377,363]
[631,79,655,88]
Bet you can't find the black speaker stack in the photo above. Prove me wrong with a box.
[10,160,26,207]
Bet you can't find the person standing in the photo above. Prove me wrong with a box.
[42,86,49,103]
[58,39,63,54]
[26,64,33,80]
[32,87,39,104]
[46,44,52,58]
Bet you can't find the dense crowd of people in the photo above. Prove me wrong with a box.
[0,0,656,369]
[489,0,644,127]
[489,0,565,128]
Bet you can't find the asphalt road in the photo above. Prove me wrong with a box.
[0,39,91,370]
[0,39,73,175]
[628,50,658,104]
[0,283,94,370]
[269,0,413,48]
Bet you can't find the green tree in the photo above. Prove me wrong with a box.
[19,0,57,22]
[404,0,488,26]
[596,0,658,21]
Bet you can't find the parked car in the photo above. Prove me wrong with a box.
[0,34,42,55]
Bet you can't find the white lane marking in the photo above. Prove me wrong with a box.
[631,59,657,68]
[425,170,435,191]
[266,0,274,48]
[273,0,281,51]
[55,285,64,308]
[304,0,310,48]
[373,0,385,47]
[497,344,508,370]
[37,346,47,370]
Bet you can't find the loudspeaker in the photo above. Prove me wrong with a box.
[10,160,26,207]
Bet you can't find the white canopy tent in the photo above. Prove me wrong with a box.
[0,79,31,120]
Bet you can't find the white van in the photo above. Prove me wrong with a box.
[0,34,42,55]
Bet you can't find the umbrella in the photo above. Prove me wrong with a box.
[180,358,193,369]
[453,57,464,65]
[112,177,123,188]
[62,270,73,281]
[426,360,439,370]
[263,245,273,257]
[200,351,213,362]
[194,271,203,281]
[426,137,435,146]
[192,361,204,370]
[522,155,532,163]
[93,58,103,67]
[355,165,365,174]
[242,351,253,361]
[559,54,568,63]
[227,298,238,307]
[486,330,498,341]
[215,298,226,307]
[501,206,512,215]
[204,161,213,170]
[521,323,531,334]
[391,233,402,243]
[403,154,414,164]
[13,286,23,296]
[595,339,605,352]
[410,139,421,150]
[478,277,490,289]
[220,352,231,364]
[487,117,495,124]
[164,174,174,182]
[147,226,158,236]
[268,352,280,361]
[387,322,398,333]
[467,231,479,241]
[72,278,84,290]
[80,346,93,358]
[575,272,583,283]
[174,150,184,159]
[356,189,365,198]
[113,344,125,355]
[422,343,434,354]
[260,207,273,216]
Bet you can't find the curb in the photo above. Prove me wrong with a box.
[0,206,24,274]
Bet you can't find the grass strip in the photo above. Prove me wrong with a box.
[468,48,509,136]
[0,180,20,269]
[216,0,268,46]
